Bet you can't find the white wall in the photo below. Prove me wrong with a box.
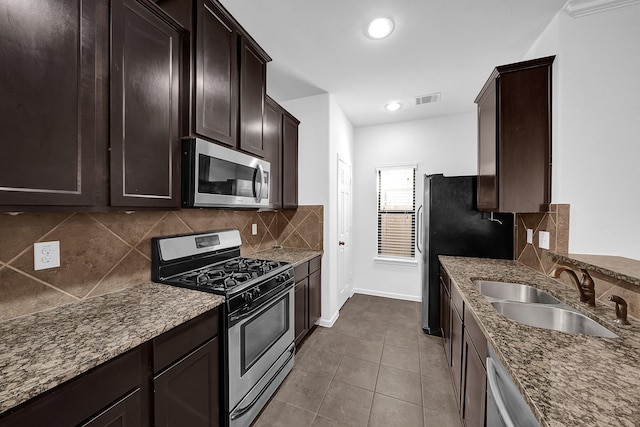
[281,93,354,325]
[352,112,477,300]
[525,4,640,259]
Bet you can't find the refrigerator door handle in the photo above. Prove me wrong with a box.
[416,204,423,253]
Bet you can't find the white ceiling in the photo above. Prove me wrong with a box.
[219,0,567,127]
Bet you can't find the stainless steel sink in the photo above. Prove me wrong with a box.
[474,280,562,304]
[491,301,618,338]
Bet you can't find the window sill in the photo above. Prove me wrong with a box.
[374,257,419,266]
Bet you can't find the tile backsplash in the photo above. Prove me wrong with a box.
[516,204,639,319]
[0,205,323,321]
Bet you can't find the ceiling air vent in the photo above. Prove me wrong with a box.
[415,92,441,106]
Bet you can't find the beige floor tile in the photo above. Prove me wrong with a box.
[312,330,354,354]
[253,399,316,427]
[385,326,419,350]
[419,346,450,377]
[344,337,384,364]
[310,415,352,427]
[333,355,379,391]
[423,406,462,426]
[297,348,343,378]
[381,344,421,374]
[369,393,424,427]
[375,364,423,405]
[275,369,332,412]
[421,373,459,414]
[317,381,374,427]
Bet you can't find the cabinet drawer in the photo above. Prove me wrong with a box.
[294,262,309,282]
[464,305,487,365]
[451,284,464,321]
[309,256,321,274]
[153,307,219,374]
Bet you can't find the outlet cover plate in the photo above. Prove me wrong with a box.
[526,229,533,244]
[34,241,61,270]
[251,224,257,235]
[538,231,550,250]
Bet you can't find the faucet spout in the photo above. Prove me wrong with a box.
[550,266,596,307]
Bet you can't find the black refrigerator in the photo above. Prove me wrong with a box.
[420,174,514,335]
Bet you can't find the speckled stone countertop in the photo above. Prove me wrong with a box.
[439,256,640,427]
[0,282,224,415]
[550,252,640,287]
[251,247,323,266]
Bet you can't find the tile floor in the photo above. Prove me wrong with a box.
[252,294,462,427]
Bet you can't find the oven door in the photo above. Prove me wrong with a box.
[183,138,270,208]
[227,283,294,411]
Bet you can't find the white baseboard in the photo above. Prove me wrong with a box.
[316,310,339,327]
[351,287,421,302]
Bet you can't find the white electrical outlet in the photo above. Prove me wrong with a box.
[538,231,550,250]
[251,224,258,235]
[526,229,533,244]
[34,241,61,270]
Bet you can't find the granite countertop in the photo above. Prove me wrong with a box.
[550,252,640,286]
[0,282,224,415]
[439,256,640,427]
[251,247,323,266]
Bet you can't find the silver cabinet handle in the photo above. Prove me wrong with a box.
[486,357,516,427]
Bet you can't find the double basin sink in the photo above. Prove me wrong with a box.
[474,280,618,338]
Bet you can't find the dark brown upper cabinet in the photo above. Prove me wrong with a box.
[110,0,185,208]
[194,0,270,157]
[0,0,98,206]
[239,39,267,156]
[195,0,238,147]
[264,97,283,209]
[475,56,554,213]
[282,111,300,209]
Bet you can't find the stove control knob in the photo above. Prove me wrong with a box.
[251,288,261,299]
[243,292,254,304]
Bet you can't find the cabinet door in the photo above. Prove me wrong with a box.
[282,113,299,209]
[0,0,97,206]
[462,332,487,427]
[154,337,220,427]
[195,0,238,147]
[477,79,498,211]
[308,269,321,327]
[110,0,183,207]
[263,97,282,209]
[294,278,309,346]
[81,389,142,427]
[440,280,451,366]
[239,40,266,156]
[450,305,463,407]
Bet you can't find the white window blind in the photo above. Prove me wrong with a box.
[377,166,416,258]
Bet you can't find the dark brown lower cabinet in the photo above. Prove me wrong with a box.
[154,338,219,427]
[0,307,221,427]
[442,266,488,426]
[294,278,309,346]
[81,389,142,427]
[462,331,486,427]
[293,256,322,347]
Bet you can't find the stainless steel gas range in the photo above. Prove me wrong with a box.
[151,229,295,427]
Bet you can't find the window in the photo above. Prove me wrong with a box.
[376,166,416,259]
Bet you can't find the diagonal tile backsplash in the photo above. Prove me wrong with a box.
[0,205,323,321]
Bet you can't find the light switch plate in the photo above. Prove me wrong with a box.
[34,241,61,270]
[251,224,257,235]
[526,229,533,244]
[538,231,550,250]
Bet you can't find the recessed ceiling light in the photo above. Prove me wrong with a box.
[366,17,394,39]
[385,102,402,112]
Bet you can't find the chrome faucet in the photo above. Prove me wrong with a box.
[549,266,596,307]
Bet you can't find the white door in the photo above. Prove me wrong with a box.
[337,157,352,309]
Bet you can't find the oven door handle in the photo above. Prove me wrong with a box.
[230,345,295,421]
[228,281,293,325]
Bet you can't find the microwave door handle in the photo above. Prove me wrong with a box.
[255,164,265,203]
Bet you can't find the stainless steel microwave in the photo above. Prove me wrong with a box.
[181,138,270,208]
